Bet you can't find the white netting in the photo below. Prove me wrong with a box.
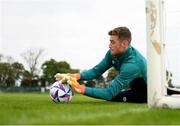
[164,0,180,88]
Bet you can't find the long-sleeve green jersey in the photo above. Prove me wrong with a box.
[80,46,147,101]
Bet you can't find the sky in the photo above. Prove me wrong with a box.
[0,0,147,70]
[0,0,180,84]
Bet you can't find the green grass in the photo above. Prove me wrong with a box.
[0,92,180,125]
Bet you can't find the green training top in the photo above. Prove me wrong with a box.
[80,46,147,101]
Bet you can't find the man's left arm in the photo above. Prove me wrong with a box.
[69,63,141,101]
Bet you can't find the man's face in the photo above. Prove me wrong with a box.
[109,35,127,56]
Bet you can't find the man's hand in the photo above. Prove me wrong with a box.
[67,73,80,80]
[54,73,70,82]
[67,77,85,94]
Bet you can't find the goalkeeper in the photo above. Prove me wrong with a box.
[55,26,147,103]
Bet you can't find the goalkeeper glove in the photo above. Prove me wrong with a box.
[67,73,80,80]
[54,73,80,81]
[54,73,70,82]
[67,77,85,94]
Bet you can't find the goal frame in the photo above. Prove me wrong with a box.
[146,0,180,109]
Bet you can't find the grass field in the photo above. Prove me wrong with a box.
[0,92,180,125]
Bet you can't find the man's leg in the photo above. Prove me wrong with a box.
[111,78,147,103]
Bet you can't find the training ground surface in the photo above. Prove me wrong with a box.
[0,93,180,125]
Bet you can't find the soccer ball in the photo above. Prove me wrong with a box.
[49,81,73,103]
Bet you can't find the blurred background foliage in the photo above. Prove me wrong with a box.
[0,48,118,92]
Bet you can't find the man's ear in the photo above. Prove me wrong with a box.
[122,40,129,47]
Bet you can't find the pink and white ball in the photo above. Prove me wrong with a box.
[49,81,73,103]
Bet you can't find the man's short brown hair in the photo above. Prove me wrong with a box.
[108,27,132,43]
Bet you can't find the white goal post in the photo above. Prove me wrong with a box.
[146,0,180,109]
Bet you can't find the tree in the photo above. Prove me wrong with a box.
[41,59,79,86]
[12,62,25,79]
[21,70,39,87]
[21,48,44,86]
[95,75,105,87]
[0,54,14,63]
[0,63,14,87]
[12,62,25,86]
[106,67,119,82]
[0,62,25,87]
[0,54,4,62]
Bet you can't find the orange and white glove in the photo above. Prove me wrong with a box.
[54,73,70,83]
[67,77,85,94]
[67,73,80,80]
[54,73,80,82]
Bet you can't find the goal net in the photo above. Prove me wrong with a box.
[146,0,180,108]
